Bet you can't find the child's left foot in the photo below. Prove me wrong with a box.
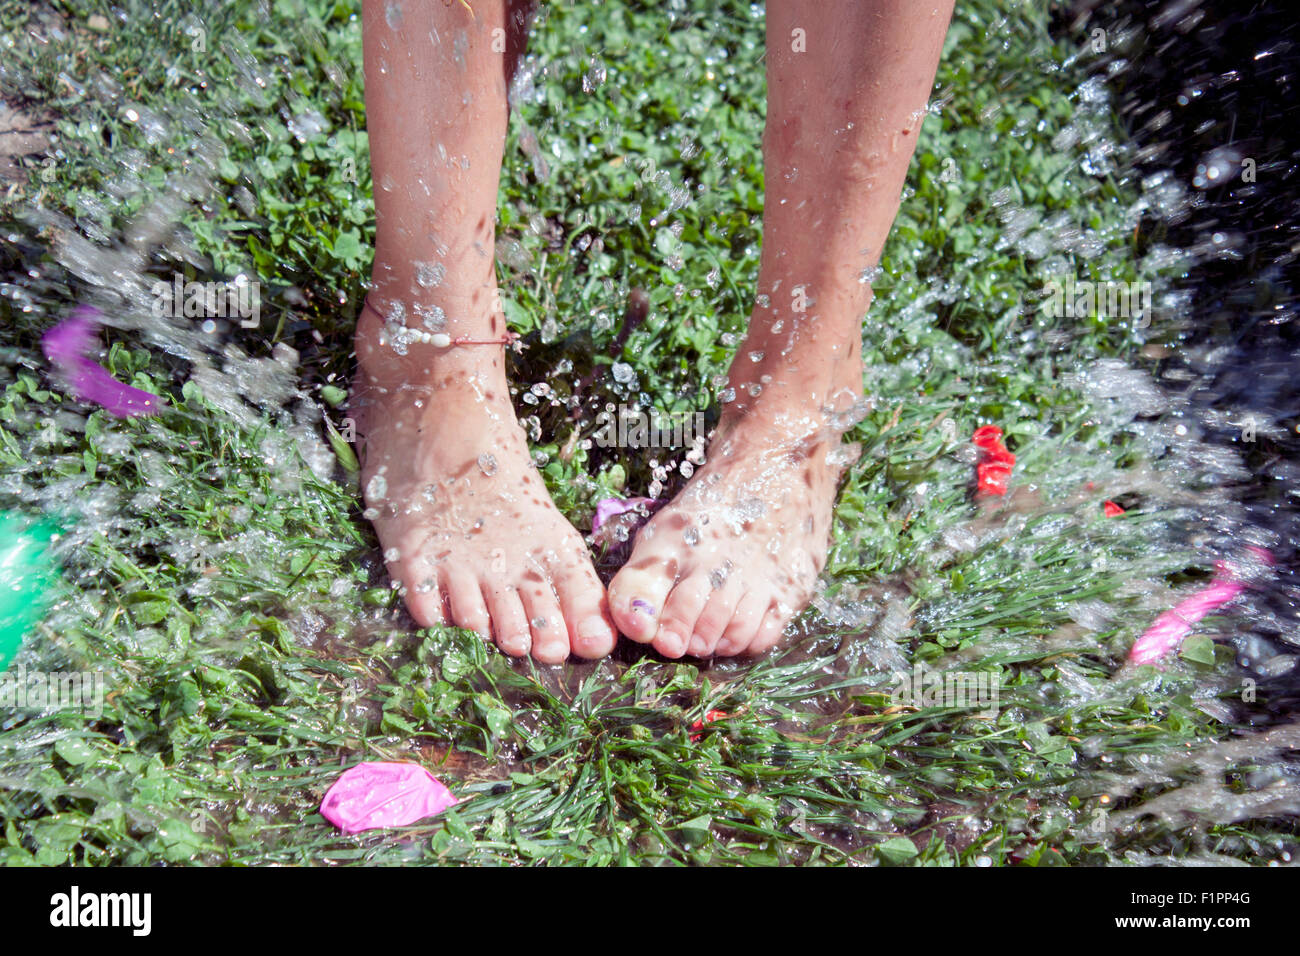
[607,345,863,658]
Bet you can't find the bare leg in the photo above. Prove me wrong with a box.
[355,0,617,662]
[607,0,954,657]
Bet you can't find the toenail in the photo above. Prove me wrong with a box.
[578,615,610,643]
[688,635,710,657]
[658,630,686,656]
[716,638,739,655]
[630,598,656,618]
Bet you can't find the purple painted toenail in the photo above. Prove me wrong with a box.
[631,599,655,617]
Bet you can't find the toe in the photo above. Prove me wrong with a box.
[552,560,616,660]
[653,573,712,659]
[444,568,491,639]
[485,582,532,658]
[520,586,569,664]
[404,574,445,627]
[715,591,770,656]
[686,581,743,657]
[608,557,677,643]
[745,604,791,656]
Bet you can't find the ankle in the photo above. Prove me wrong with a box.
[355,302,511,390]
[720,333,864,423]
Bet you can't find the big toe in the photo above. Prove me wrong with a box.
[553,561,617,659]
[607,558,677,644]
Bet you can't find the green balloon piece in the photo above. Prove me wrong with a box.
[0,513,60,670]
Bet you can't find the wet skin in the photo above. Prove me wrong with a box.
[358,0,954,660]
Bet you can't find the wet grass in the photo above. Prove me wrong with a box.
[0,0,1295,865]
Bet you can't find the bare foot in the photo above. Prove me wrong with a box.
[354,303,617,663]
[606,355,866,659]
[606,0,953,657]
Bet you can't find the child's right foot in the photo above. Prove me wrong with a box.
[354,303,617,663]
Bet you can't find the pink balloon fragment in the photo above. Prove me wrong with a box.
[41,305,162,418]
[320,762,459,834]
[1128,547,1274,665]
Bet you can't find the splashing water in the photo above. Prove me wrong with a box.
[0,0,1295,867]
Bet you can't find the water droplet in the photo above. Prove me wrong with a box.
[826,442,862,467]
[477,453,498,477]
[287,110,327,143]
[415,261,445,288]
[415,302,446,331]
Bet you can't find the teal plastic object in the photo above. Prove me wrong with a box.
[0,513,60,670]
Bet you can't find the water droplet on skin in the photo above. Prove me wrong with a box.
[748,350,765,362]
[414,302,446,331]
[415,260,445,288]
[384,546,401,562]
[366,474,388,501]
[530,616,548,630]
[477,453,498,477]
[684,526,700,546]
[416,578,434,594]
[709,566,729,589]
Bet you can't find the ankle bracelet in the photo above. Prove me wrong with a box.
[363,295,518,349]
